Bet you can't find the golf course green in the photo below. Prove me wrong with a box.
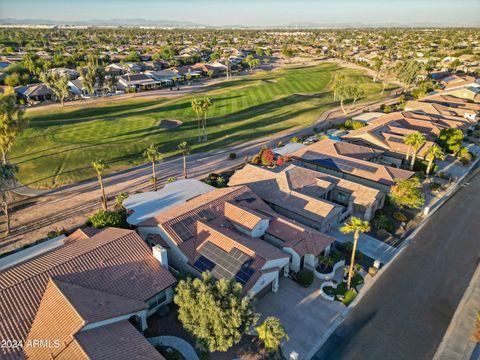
[11,63,396,188]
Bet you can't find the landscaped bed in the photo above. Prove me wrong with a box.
[323,272,364,306]
[156,345,185,360]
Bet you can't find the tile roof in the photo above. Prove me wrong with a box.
[0,228,176,360]
[290,139,414,186]
[138,186,333,292]
[227,164,344,223]
[74,321,165,360]
[421,94,480,112]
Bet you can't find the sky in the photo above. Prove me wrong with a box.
[1,0,479,27]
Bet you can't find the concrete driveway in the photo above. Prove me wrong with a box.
[255,277,345,360]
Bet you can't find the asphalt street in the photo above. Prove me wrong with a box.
[314,169,480,360]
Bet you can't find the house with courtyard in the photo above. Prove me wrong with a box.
[0,227,176,360]
[405,100,478,123]
[341,113,440,163]
[290,139,414,191]
[228,164,385,222]
[137,186,335,297]
[421,93,480,116]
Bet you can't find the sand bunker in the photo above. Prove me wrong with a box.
[159,119,183,128]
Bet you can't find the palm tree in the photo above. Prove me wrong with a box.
[200,97,213,142]
[191,99,203,143]
[424,144,445,175]
[105,73,117,94]
[92,159,108,211]
[256,317,289,354]
[340,217,370,290]
[178,141,191,179]
[144,144,163,191]
[407,132,427,170]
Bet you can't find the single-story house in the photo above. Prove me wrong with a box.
[290,139,414,191]
[15,83,54,103]
[404,100,478,123]
[117,73,161,91]
[228,164,346,230]
[229,164,385,222]
[0,227,176,360]
[146,69,183,84]
[272,142,306,157]
[137,186,335,296]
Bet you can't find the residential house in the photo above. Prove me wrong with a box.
[342,113,440,162]
[146,69,183,84]
[290,139,414,191]
[405,100,478,123]
[228,164,346,229]
[117,73,161,91]
[421,93,480,114]
[137,186,335,296]
[228,164,385,222]
[440,74,479,91]
[0,227,176,360]
[15,83,54,103]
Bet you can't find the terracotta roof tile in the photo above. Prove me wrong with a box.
[0,228,175,360]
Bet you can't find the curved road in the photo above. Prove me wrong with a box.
[314,168,480,360]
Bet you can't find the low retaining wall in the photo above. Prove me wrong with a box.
[320,281,336,301]
[314,260,345,280]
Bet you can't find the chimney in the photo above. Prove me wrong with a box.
[152,245,168,269]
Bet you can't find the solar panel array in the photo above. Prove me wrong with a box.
[195,242,255,286]
[313,154,377,173]
[170,207,218,241]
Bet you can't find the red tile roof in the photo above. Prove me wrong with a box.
[0,228,175,360]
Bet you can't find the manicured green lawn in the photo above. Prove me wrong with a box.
[11,63,396,188]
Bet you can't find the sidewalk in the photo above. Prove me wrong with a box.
[433,264,480,360]
[327,227,398,264]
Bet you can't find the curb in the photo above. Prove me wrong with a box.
[305,160,480,360]
[433,263,480,360]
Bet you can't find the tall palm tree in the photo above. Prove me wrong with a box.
[144,144,162,191]
[201,97,213,142]
[340,217,370,290]
[424,144,445,175]
[407,132,427,170]
[191,99,203,143]
[178,141,191,179]
[92,159,108,211]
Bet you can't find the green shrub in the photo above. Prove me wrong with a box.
[47,229,65,239]
[429,182,442,192]
[295,269,314,287]
[228,152,237,160]
[290,136,301,143]
[373,214,394,232]
[88,210,125,229]
[393,211,407,222]
[167,177,177,183]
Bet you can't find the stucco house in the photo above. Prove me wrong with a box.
[290,139,414,191]
[229,164,385,222]
[0,228,176,360]
[137,186,335,297]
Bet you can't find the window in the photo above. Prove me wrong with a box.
[145,290,167,310]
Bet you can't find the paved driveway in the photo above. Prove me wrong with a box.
[255,277,345,360]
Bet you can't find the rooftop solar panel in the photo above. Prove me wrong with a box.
[197,242,255,286]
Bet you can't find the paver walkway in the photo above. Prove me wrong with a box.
[327,226,398,264]
[147,335,199,360]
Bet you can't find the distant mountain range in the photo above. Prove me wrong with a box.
[0,18,477,28]
[0,18,203,27]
